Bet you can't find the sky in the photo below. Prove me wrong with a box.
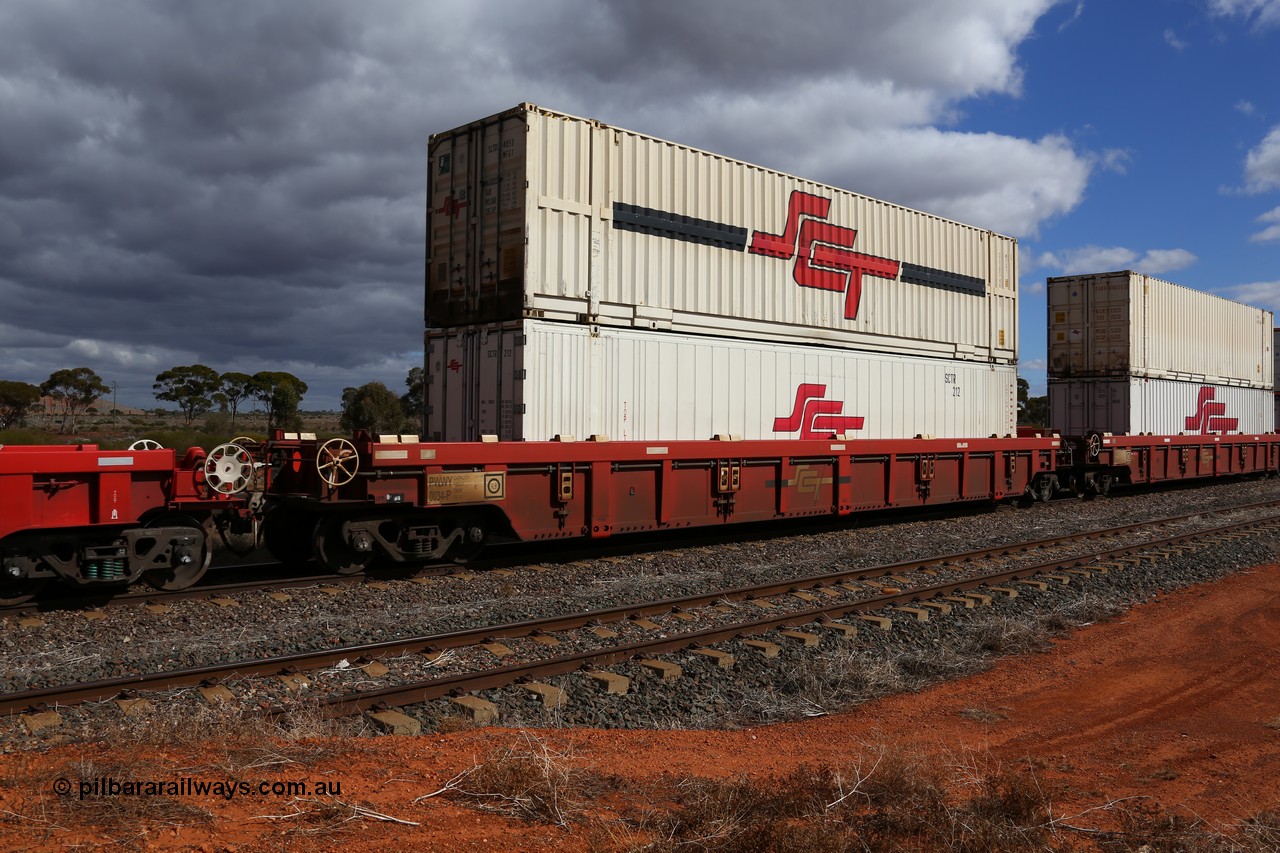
[2,0,1279,411]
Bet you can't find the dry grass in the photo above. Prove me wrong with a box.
[1239,810,1280,849]
[608,749,1064,852]
[431,740,1062,850]
[430,738,1280,852]
[423,730,597,827]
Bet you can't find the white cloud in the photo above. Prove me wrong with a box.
[1058,2,1085,31]
[769,126,1089,237]
[1039,246,1198,275]
[1236,100,1258,116]
[1163,28,1188,50]
[1138,249,1199,272]
[1209,0,1280,29]
[1227,280,1280,309]
[1250,205,1280,242]
[1097,148,1132,175]
[1243,126,1280,192]
[67,339,191,371]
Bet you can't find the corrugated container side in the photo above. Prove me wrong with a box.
[426,321,1016,443]
[1048,377,1274,436]
[428,104,1017,364]
[1047,271,1273,387]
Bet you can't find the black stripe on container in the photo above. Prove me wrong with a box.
[612,202,748,251]
[900,263,986,295]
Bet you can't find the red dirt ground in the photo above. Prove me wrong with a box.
[2,563,1278,850]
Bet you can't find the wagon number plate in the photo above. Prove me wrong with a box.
[427,472,506,504]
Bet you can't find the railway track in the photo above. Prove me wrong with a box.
[6,503,1280,724]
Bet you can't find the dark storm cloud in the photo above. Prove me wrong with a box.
[0,0,1079,410]
[0,1,439,407]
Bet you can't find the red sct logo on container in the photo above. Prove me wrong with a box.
[1185,387,1239,434]
[748,191,901,321]
[774,384,865,439]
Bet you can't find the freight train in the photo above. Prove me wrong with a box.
[0,442,256,605]
[3,103,1275,600]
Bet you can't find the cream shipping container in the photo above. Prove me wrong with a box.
[426,320,1016,443]
[427,103,1017,364]
[1048,377,1274,436]
[1047,271,1273,388]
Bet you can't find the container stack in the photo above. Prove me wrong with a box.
[1047,271,1274,435]
[424,103,1019,442]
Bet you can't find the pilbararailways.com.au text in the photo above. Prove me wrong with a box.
[55,776,343,801]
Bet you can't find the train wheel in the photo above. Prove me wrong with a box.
[1035,475,1057,503]
[0,578,46,607]
[142,514,213,591]
[313,517,375,575]
[262,508,317,567]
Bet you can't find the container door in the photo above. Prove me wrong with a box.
[1048,280,1087,375]
[427,112,529,327]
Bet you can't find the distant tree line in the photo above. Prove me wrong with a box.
[2,364,427,437]
[0,366,311,435]
[152,366,309,434]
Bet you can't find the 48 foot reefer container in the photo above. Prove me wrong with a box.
[428,104,1017,364]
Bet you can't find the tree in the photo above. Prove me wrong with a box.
[1024,395,1050,428]
[401,366,425,430]
[153,364,222,425]
[341,382,406,435]
[40,367,109,434]
[1016,377,1050,427]
[214,372,258,431]
[0,380,41,430]
[252,371,308,435]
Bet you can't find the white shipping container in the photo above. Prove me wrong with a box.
[1049,377,1275,436]
[427,104,1017,364]
[1047,271,1273,388]
[426,321,1016,443]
